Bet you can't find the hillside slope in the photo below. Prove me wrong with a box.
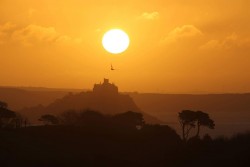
[21,91,162,124]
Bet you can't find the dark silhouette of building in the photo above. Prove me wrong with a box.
[93,78,118,95]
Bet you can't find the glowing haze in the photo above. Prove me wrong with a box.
[0,0,250,93]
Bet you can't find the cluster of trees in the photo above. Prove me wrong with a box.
[39,109,215,142]
[39,110,145,129]
[0,101,28,128]
[2,100,216,142]
[179,110,215,141]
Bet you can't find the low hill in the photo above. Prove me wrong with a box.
[21,92,162,125]
[19,80,162,124]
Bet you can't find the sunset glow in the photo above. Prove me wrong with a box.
[0,0,250,93]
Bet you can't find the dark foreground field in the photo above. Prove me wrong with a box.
[0,125,250,167]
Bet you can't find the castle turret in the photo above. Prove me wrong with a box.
[93,78,118,95]
[103,78,109,85]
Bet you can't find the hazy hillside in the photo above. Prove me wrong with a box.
[0,87,72,110]
[1,87,250,136]
[130,93,250,136]
[20,91,162,125]
[130,93,250,120]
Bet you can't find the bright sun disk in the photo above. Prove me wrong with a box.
[102,29,130,54]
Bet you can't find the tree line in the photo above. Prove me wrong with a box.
[1,100,215,141]
[39,109,145,130]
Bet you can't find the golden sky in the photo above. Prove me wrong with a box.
[0,0,250,93]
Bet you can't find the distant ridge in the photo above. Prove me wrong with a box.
[0,87,69,110]
[0,86,84,92]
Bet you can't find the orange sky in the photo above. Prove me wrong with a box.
[0,0,250,93]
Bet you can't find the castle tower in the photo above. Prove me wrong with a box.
[93,78,118,95]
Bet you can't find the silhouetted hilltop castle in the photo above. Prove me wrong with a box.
[20,79,162,124]
[93,79,118,95]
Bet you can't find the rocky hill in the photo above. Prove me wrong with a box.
[20,79,162,124]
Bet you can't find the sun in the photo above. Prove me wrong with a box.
[102,29,130,54]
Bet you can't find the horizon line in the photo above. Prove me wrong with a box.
[1,85,250,95]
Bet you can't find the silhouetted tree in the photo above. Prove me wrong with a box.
[78,109,106,126]
[195,111,215,137]
[179,110,215,141]
[60,109,108,127]
[179,110,196,141]
[59,110,79,125]
[0,101,16,128]
[113,111,144,129]
[39,114,59,125]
